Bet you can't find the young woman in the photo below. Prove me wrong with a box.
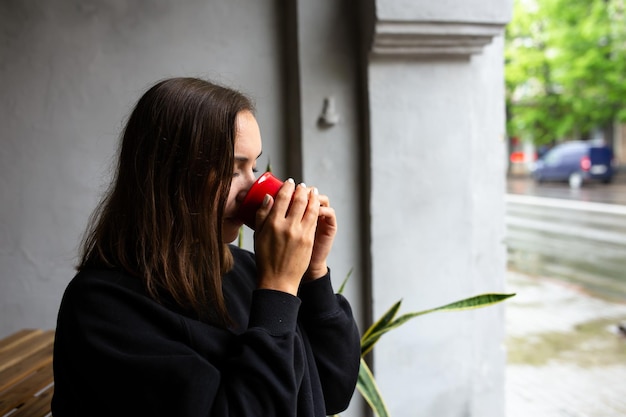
[51,77,360,417]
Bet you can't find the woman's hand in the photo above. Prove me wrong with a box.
[304,193,337,281]
[253,179,320,295]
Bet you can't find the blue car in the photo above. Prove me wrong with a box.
[531,141,614,188]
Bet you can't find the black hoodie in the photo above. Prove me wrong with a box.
[51,245,360,417]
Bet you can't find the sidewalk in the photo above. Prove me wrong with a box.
[505,270,626,417]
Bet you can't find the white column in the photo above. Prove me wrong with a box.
[366,1,511,415]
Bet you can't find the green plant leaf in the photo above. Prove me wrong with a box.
[337,268,353,295]
[403,292,516,315]
[238,226,244,248]
[357,357,390,417]
[362,293,515,355]
[360,300,402,356]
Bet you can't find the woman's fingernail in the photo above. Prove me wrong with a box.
[313,187,319,195]
[286,178,295,184]
[262,194,271,207]
[300,182,306,188]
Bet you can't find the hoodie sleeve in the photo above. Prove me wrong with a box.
[297,272,361,414]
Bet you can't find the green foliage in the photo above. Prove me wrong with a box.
[356,357,389,417]
[336,267,353,295]
[360,293,515,358]
[506,0,626,144]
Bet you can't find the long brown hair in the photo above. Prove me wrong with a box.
[79,77,254,326]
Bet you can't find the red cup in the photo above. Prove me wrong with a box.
[238,172,284,229]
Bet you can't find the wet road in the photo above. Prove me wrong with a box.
[505,172,626,302]
[507,172,626,206]
[505,172,626,417]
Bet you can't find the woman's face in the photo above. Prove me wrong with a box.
[222,110,263,243]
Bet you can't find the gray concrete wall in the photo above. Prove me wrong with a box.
[0,0,285,337]
[292,3,366,414]
[294,0,365,330]
[0,1,365,415]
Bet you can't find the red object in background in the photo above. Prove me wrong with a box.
[580,155,591,171]
[510,152,524,163]
[510,151,537,163]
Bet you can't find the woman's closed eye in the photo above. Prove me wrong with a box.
[233,166,258,178]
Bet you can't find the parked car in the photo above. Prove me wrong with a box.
[531,140,614,188]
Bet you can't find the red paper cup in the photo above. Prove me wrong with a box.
[238,172,284,229]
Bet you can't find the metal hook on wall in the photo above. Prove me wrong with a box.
[317,96,340,128]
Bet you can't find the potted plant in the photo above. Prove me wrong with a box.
[331,272,514,417]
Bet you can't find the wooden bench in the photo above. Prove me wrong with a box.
[0,329,54,417]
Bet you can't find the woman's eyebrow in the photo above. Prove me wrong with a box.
[234,151,263,162]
